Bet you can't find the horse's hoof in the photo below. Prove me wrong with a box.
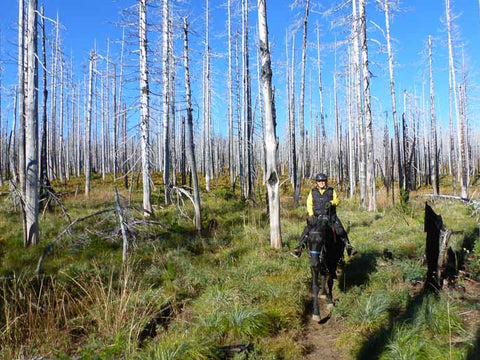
[312,314,321,322]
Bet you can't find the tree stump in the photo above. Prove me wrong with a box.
[424,203,444,291]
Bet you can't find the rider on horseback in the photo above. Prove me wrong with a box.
[291,172,357,258]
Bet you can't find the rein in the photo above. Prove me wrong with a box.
[332,225,337,243]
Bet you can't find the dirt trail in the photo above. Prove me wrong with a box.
[298,302,347,360]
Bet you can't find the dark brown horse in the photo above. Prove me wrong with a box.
[306,215,345,321]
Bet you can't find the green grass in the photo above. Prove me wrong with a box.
[0,175,479,359]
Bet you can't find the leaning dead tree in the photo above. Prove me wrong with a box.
[258,0,281,249]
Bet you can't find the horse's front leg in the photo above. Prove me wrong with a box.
[311,266,321,321]
[326,274,335,311]
[320,274,328,299]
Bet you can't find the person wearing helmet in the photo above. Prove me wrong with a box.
[291,173,356,258]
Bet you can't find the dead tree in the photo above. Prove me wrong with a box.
[183,18,202,230]
[428,36,439,195]
[383,0,403,195]
[17,0,26,194]
[424,203,443,290]
[162,0,171,204]
[85,51,95,198]
[446,0,468,198]
[228,0,235,191]
[24,0,39,246]
[352,0,366,207]
[359,0,376,211]
[139,0,153,216]
[39,5,54,207]
[298,0,310,191]
[258,0,282,249]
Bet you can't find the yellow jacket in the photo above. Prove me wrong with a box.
[306,187,340,216]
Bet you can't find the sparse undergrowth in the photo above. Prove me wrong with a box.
[0,175,479,359]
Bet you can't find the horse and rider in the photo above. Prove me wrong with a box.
[291,172,357,321]
[291,172,357,259]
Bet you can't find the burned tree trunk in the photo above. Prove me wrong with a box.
[424,203,443,290]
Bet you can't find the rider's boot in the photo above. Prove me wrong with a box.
[290,245,302,258]
[345,240,357,257]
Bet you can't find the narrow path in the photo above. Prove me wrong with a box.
[299,302,347,359]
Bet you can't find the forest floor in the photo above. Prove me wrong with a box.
[1,176,479,359]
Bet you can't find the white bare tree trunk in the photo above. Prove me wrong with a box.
[258,0,281,249]
[162,0,171,204]
[204,0,212,193]
[428,36,439,195]
[59,58,65,182]
[348,45,356,198]
[352,0,366,206]
[334,47,342,183]
[290,35,299,204]
[298,0,309,186]
[359,0,376,211]
[139,0,152,215]
[85,51,95,197]
[18,0,26,192]
[446,0,467,198]
[183,18,202,230]
[315,24,327,176]
[228,0,235,191]
[384,0,403,193]
[49,13,59,180]
[242,0,254,199]
[24,0,39,246]
[112,64,118,181]
[101,74,106,180]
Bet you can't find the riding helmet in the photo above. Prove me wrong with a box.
[315,173,328,182]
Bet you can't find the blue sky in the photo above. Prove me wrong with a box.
[1,0,479,140]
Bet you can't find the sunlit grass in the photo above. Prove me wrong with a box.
[0,174,478,358]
